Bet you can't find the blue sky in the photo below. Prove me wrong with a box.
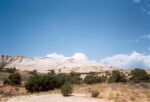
[0,0,150,60]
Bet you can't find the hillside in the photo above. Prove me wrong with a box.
[0,55,113,73]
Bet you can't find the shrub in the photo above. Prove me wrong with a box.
[2,92,13,97]
[91,90,100,97]
[129,69,149,83]
[108,70,127,83]
[48,70,56,75]
[84,74,101,84]
[56,73,82,85]
[26,74,58,92]
[0,61,5,71]
[101,75,107,83]
[26,73,82,93]
[61,83,72,96]
[70,71,80,77]
[3,79,10,85]
[89,71,97,75]
[29,70,37,75]
[3,67,16,73]
[68,76,82,84]
[8,72,22,85]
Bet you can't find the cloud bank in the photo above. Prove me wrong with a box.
[71,53,88,60]
[100,52,150,69]
[46,52,150,69]
[46,53,68,60]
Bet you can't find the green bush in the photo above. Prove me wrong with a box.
[8,72,22,85]
[26,74,58,92]
[61,83,72,96]
[29,70,37,75]
[84,74,102,84]
[129,69,149,83]
[70,71,80,77]
[3,68,16,73]
[56,73,82,85]
[48,70,56,75]
[100,75,107,83]
[25,72,82,93]
[108,70,127,83]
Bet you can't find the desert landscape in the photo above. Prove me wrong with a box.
[0,55,150,102]
[0,0,150,102]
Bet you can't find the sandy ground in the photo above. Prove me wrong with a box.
[3,83,150,102]
[7,94,111,102]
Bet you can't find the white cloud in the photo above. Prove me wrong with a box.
[44,52,150,70]
[46,53,68,60]
[71,53,88,60]
[46,52,88,60]
[100,52,150,69]
[133,0,141,3]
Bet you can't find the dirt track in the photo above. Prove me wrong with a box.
[7,94,111,102]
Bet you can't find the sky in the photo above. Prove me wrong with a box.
[0,0,150,69]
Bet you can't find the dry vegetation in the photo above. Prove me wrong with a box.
[73,83,150,102]
[2,83,150,102]
[0,68,149,102]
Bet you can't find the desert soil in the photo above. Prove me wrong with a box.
[6,94,111,102]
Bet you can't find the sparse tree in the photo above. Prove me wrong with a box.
[84,74,102,84]
[0,62,5,71]
[129,69,149,83]
[8,72,22,85]
[108,70,127,83]
[61,83,72,96]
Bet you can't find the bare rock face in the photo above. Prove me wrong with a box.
[0,55,113,73]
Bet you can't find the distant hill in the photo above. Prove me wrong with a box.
[0,55,113,73]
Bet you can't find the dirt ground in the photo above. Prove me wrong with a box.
[1,83,150,102]
[73,83,150,102]
[6,94,112,102]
